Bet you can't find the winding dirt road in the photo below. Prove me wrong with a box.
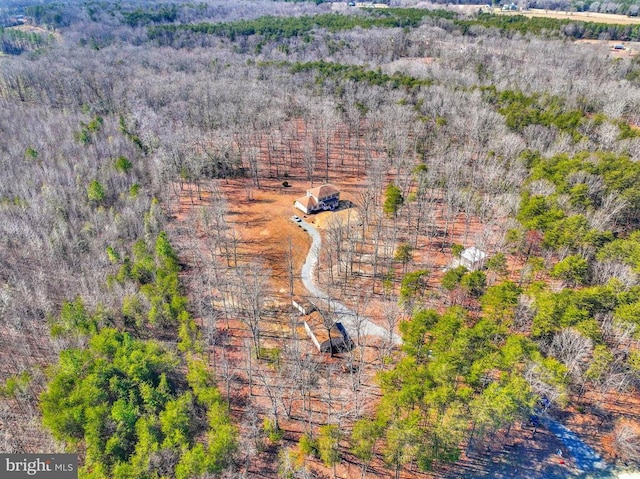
[295,217,402,345]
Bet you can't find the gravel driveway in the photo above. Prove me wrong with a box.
[296,218,402,345]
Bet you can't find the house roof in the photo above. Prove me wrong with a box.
[461,246,487,263]
[296,195,317,210]
[303,311,342,344]
[309,184,339,200]
[292,296,316,312]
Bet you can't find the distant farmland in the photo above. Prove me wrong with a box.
[496,7,640,25]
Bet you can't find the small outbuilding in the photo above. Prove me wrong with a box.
[460,246,488,271]
[292,296,316,316]
[302,312,353,354]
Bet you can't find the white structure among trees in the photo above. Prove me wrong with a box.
[460,246,488,271]
[295,184,340,214]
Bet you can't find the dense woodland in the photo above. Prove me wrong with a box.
[1,0,640,478]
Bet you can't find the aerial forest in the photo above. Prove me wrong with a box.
[1,0,640,478]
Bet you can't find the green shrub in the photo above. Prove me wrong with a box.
[299,433,318,457]
[87,180,106,203]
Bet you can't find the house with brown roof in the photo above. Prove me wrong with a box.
[301,311,353,354]
[292,296,316,316]
[294,184,340,214]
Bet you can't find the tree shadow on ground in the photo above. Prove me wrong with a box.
[442,427,617,479]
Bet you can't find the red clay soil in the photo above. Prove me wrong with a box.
[168,120,638,478]
[171,176,607,479]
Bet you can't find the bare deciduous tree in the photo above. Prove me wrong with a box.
[235,260,271,359]
[612,421,640,462]
[549,328,593,384]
